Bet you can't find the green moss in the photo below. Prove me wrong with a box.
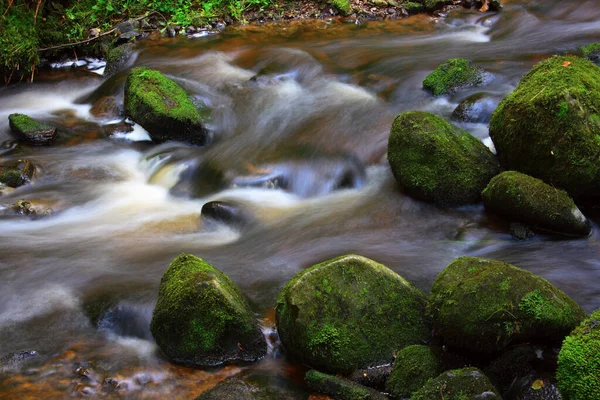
[0,4,39,82]
[429,257,586,354]
[305,370,388,400]
[423,58,484,96]
[275,254,430,374]
[149,254,266,366]
[557,309,600,399]
[331,0,351,15]
[0,160,34,188]
[404,2,425,14]
[489,56,600,198]
[387,111,501,205]
[104,43,134,77]
[8,114,52,133]
[580,43,600,57]
[482,171,590,236]
[412,368,500,400]
[386,345,443,399]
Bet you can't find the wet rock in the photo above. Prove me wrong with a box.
[0,350,39,372]
[387,111,501,205]
[509,222,534,241]
[0,159,35,188]
[482,171,591,236]
[349,365,392,390]
[423,58,485,96]
[508,373,562,400]
[386,345,444,399]
[484,346,539,394]
[104,43,135,78]
[429,256,586,354]
[8,113,56,145]
[90,96,121,119]
[305,370,388,400]
[98,302,153,340]
[201,201,255,228]
[580,42,600,66]
[404,2,425,14]
[413,367,501,400]
[150,254,267,367]
[424,0,453,12]
[490,56,600,198]
[276,254,430,374]
[557,309,600,399]
[452,93,499,123]
[8,199,53,217]
[124,67,210,145]
[196,375,303,400]
[116,20,138,43]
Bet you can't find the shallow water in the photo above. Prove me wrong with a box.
[1,0,600,397]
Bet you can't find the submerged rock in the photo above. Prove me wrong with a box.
[557,309,600,400]
[580,42,600,65]
[201,201,255,228]
[386,345,444,399]
[8,113,56,145]
[429,257,586,354]
[387,111,501,205]
[150,254,266,366]
[0,350,39,373]
[482,171,591,236]
[423,58,485,96]
[275,254,430,374]
[412,367,501,400]
[0,159,35,188]
[305,370,388,400]
[452,93,499,123]
[489,56,600,198]
[124,67,210,145]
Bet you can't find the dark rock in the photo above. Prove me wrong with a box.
[581,43,600,65]
[424,0,453,12]
[423,58,485,96]
[196,375,303,400]
[150,254,267,367]
[201,201,255,228]
[104,44,135,78]
[510,374,562,400]
[8,114,56,145]
[116,20,138,43]
[452,93,499,123]
[0,159,35,188]
[0,350,39,372]
[509,222,534,240]
[413,367,501,400]
[387,111,501,205]
[490,56,600,198]
[305,370,388,400]
[90,96,121,119]
[484,345,539,394]
[349,365,392,390]
[276,254,430,374]
[430,257,586,354]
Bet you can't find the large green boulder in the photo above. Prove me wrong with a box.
[557,309,600,400]
[150,254,266,366]
[275,254,430,374]
[423,58,485,96]
[482,171,591,236]
[430,257,586,354]
[386,345,444,399]
[387,111,501,205]
[489,56,600,198]
[305,370,388,400]
[124,67,209,145]
[412,368,501,400]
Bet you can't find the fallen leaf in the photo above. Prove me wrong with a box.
[531,379,545,390]
[562,61,571,67]
[237,343,244,351]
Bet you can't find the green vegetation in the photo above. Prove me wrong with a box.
[557,309,600,400]
[423,58,484,96]
[275,254,430,374]
[412,368,501,400]
[386,345,443,399]
[489,55,600,198]
[387,111,501,205]
[149,254,266,366]
[305,370,388,400]
[429,256,586,354]
[331,0,351,15]
[482,171,591,236]
[580,42,600,57]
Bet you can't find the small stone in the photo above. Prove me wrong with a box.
[0,159,35,188]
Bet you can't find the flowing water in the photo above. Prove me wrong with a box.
[1,0,600,397]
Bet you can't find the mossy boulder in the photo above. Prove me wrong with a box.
[412,368,501,400]
[580,43,600,65]
[275,254,430,374]
[305,370,388,400]
[489,56,600,198]
[0,160,35,188]
[8,114,56,145]
[386,345,444,399]
[104,43,134,77]
[149,254,266,367]
[482,171,591,236]
[387,111,501,205]
[430,257,586,354]
[423,58,485,96]
[124,67,209,145]
[557,309,600,399]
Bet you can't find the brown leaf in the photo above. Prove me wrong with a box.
[531,379,545,390]
[562,61,571,67]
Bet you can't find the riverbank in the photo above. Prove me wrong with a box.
[0,0,491,83]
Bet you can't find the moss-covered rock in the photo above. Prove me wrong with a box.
[423,58,485,96]
[489,56,600,198]
[305,370,388,400]
[387,111,501,205]
[331,0,352,15]
[124,67,209,145]
[424,0,453,12]
[404,2,425,14]
[483,345,539,394]
[430,257,586,354]
[386,345,444,399]
[276,254,430,374]
[104,43,134,77]
[150,254,266,367]
[413,367,501,400]
[482,171,591,236]
[8,114,56,145]
[557,309,600,400]
[0,160,35,188]
[580,43,600,65]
